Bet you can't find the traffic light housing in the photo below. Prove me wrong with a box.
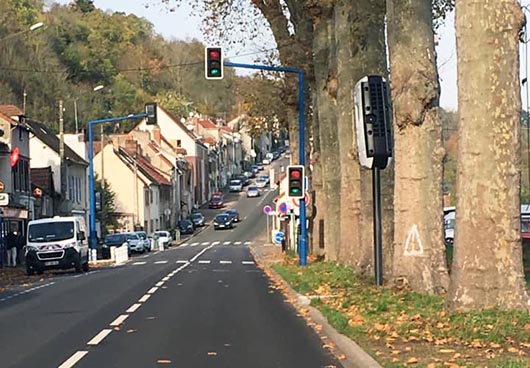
[354,75,393,169]
[287,165,305,199]
[205,46,223,80]
[145,102,157,125]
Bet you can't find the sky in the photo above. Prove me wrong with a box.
[53,0,530,112]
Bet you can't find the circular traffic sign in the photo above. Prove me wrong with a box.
[292,192,311,207]
[273,231,285,244]
[278,202,288,215]
[263,205,272,215]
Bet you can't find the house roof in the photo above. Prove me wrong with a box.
[196,118,217,129]
[26,120,88,166]
[31,167,55,194]
[0,112,16,126]
[0,105,24,117]
[202,137,216,146]
[116,147,171,186]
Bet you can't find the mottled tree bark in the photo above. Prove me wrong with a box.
[387,0,449,293]
[448,0,530,310]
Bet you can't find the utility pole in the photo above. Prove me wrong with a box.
[100,124,105,234]
[59,100,66,213]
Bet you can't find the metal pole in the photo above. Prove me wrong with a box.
[373,167,383,286]
[74,100,78,133]
[59,100,66,211]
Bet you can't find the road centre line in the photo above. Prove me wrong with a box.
[190,244,215,262]
[176,260,188,263]
[58,351,88,368]
[162,276,170,281]
[110,314,129,327]
[87,329,113,346]
[180,243,188,247]
[139,294,151,303]
[154,260,168,264]
[220,260,232,264]
[201,241,210,245]
[132,262,147,265]
[223,241,231,245]
[126,303,142,313]
[198,260,211,264]
[147,287,158,294]
[155,281,164,287]
[212,241,220,245]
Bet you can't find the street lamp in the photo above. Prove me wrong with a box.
[74,85,105,133]
[0,22,45,43]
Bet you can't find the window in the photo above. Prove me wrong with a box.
[150,189,153,204]
[68,176,74,200]
[76,177,82,203]
[145,190,149,207]
[177,140,182,147]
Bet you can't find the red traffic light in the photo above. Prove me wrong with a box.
[209,50,220,59]
[289,169,302,180]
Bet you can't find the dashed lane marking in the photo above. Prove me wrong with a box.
[110,314,129,327]
[212,241,220,246]
[132,262,147,265]
[223,241,231,245]
[201,241,210,245]
[126,303,142,313]
[220,260,232,265]
[198,260,211,264]
[190,242,199,247]
[180,243,188,247]
[176,260,188,264]
[234,241,242,245]
[58,351,88,368]
[154,260,168,264]
[87,329,112,346]
[242,261,255,265]
[147,287,158,294]
[138,294,151,303]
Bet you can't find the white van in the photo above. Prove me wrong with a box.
[25,216,89,275]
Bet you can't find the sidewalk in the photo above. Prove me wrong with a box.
[250,241,382,368]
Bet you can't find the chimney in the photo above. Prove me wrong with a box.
[153,126,161,145]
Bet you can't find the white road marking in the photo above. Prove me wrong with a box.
[180,243,188,247]
[190,242,199,246]
[176,260,188,264]
[132,262,147,265]
[126,303,142,313]
[242,261,255,265]
[190,244,215,262]
[139,294,151,303]
[154,260,168,264]
[87,329,112,346]
[58,351,88,368]
[162,277,170,282]
[201,241,210,245]
[244,241,252,245]
[234,241,242,245]
[142,254,150,258]
[147,287,158,294]
[198,260,211,264]
[212,241,220,246]
[155,281,164,287]
[223,241,231,245]
[110,314,129,327]
[220,260,232,264]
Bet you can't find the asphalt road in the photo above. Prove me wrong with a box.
[0,159,343,368]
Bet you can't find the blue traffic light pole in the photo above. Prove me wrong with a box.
[87,113,148,259]
[224,61,307,266]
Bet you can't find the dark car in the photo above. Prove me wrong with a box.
[104,233,127,247]
[225,209,240,223]
[190,212,206,227]
[209,194,224,209]
[237,175,250,186]
[178,219,195,235]
[214,214,233,230]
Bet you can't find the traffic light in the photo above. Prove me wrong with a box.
[145,102,157,125]
[205,46,223,80]
[354,75,393,169]
[287,165,305,199]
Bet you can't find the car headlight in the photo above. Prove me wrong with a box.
[63,242,76,249]
[225,222,231,225]
[26,245,38,252]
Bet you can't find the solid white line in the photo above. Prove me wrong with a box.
[242,261,255,265]
[155,281,164,287]
[148,287,158,294]
[132,262,147,265]
[126,303,142,313]
[190,244,215,262]
[58,351,88,368]
[87,329,112,346]
[198,260,211,264]
[139,294,151,303]
[223,241,231,245]
[220,260,232,264]
[201,241,210,245]
[154,260,168,264]
[110,314,129,327]
[234,241,242,245]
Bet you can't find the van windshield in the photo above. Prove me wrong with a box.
[28,222,75,242]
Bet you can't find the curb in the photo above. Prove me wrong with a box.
[249,245,382,368]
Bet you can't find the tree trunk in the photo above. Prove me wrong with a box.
[387,0,449,293]
[313,5,341,261]
[448,0,530,310]
[334,0,388,272]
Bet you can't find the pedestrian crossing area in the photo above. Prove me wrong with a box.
[179,240,253,247]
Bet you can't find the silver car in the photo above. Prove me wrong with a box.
[153,231,172,249]
[247,185,260,198]
[123,232,145,253]
[134,231,150,251]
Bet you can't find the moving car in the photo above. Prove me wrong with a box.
[178,219,195,235]
[225,208,241,222]
[214,214,233,230]
[153,230,172,248]
[247,185,260,198]
[209,194,224,209]
[135,231,151,251]
[229,179,243,192]
[256,177,268,188]
[190,212,206,227]
[25,216,89,275]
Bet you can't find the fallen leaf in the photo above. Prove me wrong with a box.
[406,357,418,365]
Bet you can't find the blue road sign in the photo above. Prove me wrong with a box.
[274,231,285,244]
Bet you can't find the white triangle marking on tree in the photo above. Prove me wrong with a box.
[404,224,424,256]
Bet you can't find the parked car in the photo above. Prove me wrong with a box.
[250,165,259,174]
[256,162,264,171]
[123,232,145,253]
[238,175,250,186]
[178,219,195,235]
[153,230,172,248]
[104,233,131,256]
[214,214,233,230]
[229,179,243,192]
[247,185,260,198]
[209,194,224,209]
[135,231,151,251]
[190,212,206,227]
[262,158,271,165]
[225,208,241,222]
[256,177,268,188]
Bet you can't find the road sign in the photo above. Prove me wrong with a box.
[292,192,310,207]
[274,231,285,244]
[0,193,9,206]
[278,202,288,215]
[263,205,272,215]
